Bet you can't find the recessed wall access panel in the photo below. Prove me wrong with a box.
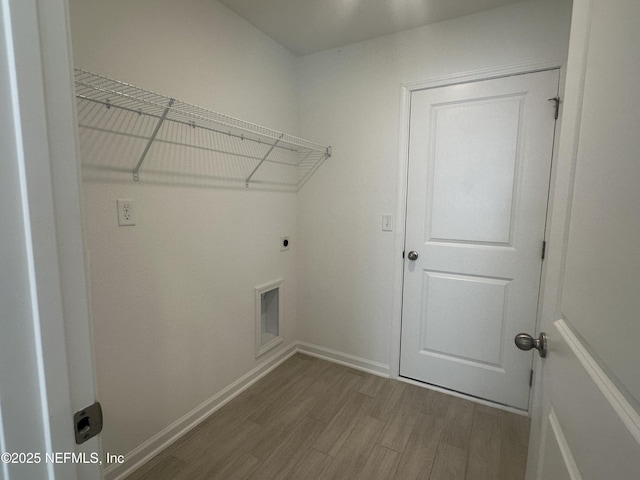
[255,279,283,358]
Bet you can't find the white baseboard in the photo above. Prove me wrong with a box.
[295,341,391,377]
[104,343,299,480]
[104,342,390,479]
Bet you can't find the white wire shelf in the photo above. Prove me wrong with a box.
[74,68,331,190]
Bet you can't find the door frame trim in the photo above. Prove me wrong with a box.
[389,59,565,413]
[1,0,101,477]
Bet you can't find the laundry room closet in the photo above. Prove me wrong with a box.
[69,0,315,463]
[67,0,572,477]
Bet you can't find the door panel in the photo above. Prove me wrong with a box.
[401,70,559,410]
[528,2,640,479]
[419,271,508,367]
[537,320,640,480]
[539,409,576,480]
[428,96,521,244]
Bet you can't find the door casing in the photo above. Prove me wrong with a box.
[389,59,567,417]
[0,1,103,478]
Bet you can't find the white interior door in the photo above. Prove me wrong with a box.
[0,1,102,479]
[527,1,640,478]
[400,70,559,410]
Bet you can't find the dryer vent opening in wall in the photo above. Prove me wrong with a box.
[256,279,283,358]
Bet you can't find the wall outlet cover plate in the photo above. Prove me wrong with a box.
[117,199,135,226]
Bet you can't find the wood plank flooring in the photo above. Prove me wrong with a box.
[126,354,529,480]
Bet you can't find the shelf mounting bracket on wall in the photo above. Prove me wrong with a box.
[133,98,175,181]
[245,133,284,188]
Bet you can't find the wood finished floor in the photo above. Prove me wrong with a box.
[126,354,529,480]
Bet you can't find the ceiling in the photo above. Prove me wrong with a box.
[218,0,529,56]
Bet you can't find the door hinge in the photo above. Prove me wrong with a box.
[541,240,547,260]
[529,369,534,387]
[548,96,560,120]
[402,250,405,259]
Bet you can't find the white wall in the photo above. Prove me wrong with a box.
[296,0,573,370]
[69,0,300,457]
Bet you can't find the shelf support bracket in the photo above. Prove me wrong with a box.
[245,133,284,188]
[133,98,175,181]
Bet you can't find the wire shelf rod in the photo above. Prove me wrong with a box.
[74,68,331,189]
[76,94,300,154]
[76,70,325,151]
[134,137,298,167]
[75,81,167,112]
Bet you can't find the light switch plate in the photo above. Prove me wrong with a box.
[382,214,393,232]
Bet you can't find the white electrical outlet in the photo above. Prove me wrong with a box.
[117,199,136,226]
